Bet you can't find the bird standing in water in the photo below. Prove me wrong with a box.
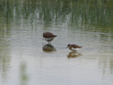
[67,44,82,52]
[43,32,57,44]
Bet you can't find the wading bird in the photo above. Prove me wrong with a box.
[43,32,57,44]
[66,44,82,52]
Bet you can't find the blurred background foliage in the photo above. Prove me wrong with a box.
[0,0,113,32]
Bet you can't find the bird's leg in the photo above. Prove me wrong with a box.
[48,41,51,44]
[73,50,77,52]
[49,41,51,44]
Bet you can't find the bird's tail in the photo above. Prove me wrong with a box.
[54,35,57,37]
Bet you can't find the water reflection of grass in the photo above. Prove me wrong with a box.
[0,0,113,32]
[0,0,113,77]
[0,35,11,82]
[98,56,113,75]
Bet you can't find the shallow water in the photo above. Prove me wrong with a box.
[0,0,113,85]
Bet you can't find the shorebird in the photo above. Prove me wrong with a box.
[43,32,57,44]
[66,44,82,52]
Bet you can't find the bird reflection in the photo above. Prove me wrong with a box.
[67,51,81,58]
[42,44,56,53]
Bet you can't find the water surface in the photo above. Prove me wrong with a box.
[0,0,113,85]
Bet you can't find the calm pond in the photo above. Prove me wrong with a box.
[0,0,113,85]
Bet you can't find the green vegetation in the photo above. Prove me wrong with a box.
[0,0,113,32]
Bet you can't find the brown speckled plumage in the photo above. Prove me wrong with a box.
[43,32,57,44]
[43,32,57,38]
[67,44,82,51]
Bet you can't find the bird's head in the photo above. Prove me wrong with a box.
[66,44,70,48]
